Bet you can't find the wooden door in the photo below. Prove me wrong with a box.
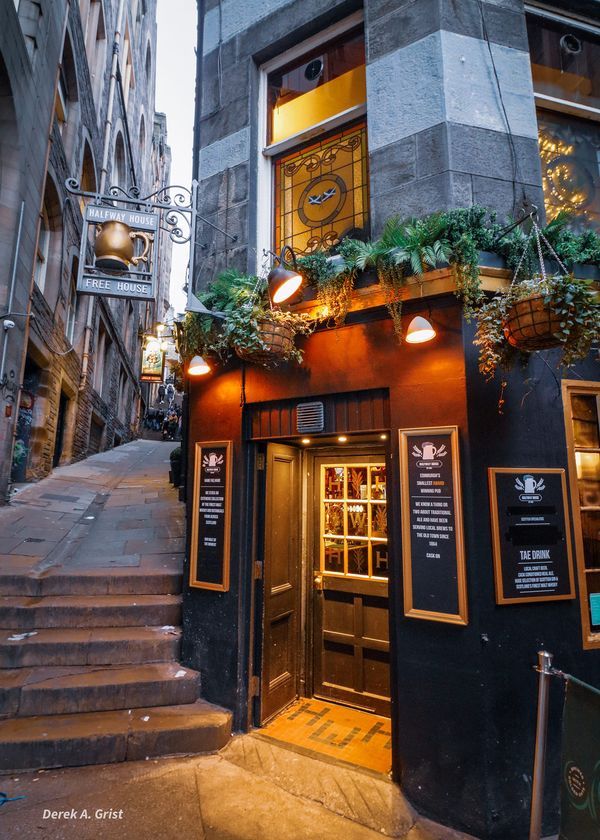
[260,443,301,723]
[313,457,390,716]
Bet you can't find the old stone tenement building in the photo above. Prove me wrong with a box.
[0,0,171,501]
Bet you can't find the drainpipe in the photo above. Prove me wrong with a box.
[0,201,25,387]
[179,0,205,503]
[79,0,127,391]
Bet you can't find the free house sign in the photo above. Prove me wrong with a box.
[189,441,232,591]
[488,468,575,604]
[399,426,468,625]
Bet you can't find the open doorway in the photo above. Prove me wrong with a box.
[255,440,391,774]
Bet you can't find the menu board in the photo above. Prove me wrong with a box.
[399,427,468,625]
[189,441,232,591]
[488,468,575,604]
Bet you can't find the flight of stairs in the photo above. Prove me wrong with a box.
[0,569,231,772]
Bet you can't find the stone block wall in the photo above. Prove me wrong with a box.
[0,0,165,499]
[193,0,552,290]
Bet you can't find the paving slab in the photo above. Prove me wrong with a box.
[224,733,414,836]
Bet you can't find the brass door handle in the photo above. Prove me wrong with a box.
[313,574,324,591]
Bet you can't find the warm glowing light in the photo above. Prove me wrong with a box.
[188,355,211,376]
[145,337,161,352]
[380,434,388,440]
[271,271,303,304]
[406,316,436,344]
[156,323,165,334]
[301,438,311,445]
[338,436,348,443]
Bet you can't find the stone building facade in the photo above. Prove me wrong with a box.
[0,0,170,499]
[186,2,600,839]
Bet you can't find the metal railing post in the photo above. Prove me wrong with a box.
[530,650,554,840]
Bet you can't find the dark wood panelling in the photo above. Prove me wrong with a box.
[248,388,389,440]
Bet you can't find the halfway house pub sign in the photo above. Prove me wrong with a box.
[77,203,160,302]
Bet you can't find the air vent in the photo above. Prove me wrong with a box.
[296,401,324,434]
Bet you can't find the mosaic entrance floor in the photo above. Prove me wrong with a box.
[259,698,392,774]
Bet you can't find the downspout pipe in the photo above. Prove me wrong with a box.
[79,0,127,391]
[180,0,205,503]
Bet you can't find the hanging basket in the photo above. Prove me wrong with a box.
[234,318,295,366]
[502,293,564,352]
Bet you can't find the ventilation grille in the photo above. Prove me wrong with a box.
[296,401,324,434]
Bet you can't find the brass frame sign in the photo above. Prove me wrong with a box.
[140,344,165,383]
[189,441,232,591]
[488,467,575,605]
[399,426,468,625]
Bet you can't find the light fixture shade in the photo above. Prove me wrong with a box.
[268,265,303,304]
[188,355,211,376]
[185,287,225,319]
[406,316,436,344]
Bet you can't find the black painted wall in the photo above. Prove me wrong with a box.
[182,299,600,839]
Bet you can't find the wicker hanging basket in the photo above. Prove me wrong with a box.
[234,318,295,366]
[502,293,564,352]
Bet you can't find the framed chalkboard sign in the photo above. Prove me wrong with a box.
[399,426,468,625]
[488,468,575,604]
[189,441,232,591]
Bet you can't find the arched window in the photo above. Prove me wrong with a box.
[65,256,79,344]
[145,42,152,79]
[138,114,146,186]
[82,0,107,108]
[34,176,62,303]
[113,132,126,189]
[56,31,79,164]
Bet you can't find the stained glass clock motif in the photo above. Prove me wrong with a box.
[274,122,369,255]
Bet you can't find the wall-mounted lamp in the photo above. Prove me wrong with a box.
[406,316,436,344]
[188,355,211,376]
[268,245,303,304]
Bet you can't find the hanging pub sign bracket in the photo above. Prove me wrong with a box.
[65,178,238,304]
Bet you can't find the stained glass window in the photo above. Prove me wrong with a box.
[321,463,387,579]
[274,122,369,255]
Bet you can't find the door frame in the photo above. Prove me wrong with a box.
[305,447,389,711]
[251,440,391,727]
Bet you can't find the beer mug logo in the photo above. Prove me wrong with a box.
[515,474,545,503]
[203,452,224,474]
[412,442,447,469]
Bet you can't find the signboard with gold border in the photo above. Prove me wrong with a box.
[140,343,165,383]
[488,467,576,605]
[399,426,468,625]
[189,441,232,591]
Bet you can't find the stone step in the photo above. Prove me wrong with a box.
[0,569,182,597]
[0,594,181,629]
[1,662,200,718]
[0,699,232,772]
[0,626,182,668]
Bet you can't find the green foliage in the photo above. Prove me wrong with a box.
[474,273,600,379]
[179,269,315,368]
[439,206,502,319]
[298,251,354,327]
